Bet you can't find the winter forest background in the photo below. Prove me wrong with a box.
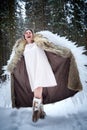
[0,0,87,82]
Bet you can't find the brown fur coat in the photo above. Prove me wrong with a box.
[7,33,82,91]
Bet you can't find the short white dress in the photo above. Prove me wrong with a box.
[24,42,57,91]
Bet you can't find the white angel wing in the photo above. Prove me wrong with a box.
[38,30,87,104]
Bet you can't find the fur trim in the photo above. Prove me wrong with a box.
[7,38,26,72]
[34,34,71,58]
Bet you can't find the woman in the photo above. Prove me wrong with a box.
[23,29,57,122]
[7,29,82,123]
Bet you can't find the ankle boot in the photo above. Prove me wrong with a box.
[32,97,42,122]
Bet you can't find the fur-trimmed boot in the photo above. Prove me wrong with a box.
[32,97,46,122]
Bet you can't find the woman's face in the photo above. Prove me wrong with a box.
[24,30,34,43]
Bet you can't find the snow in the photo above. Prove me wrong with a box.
[0,31,87,130]
[16,0,26,19]
[0,106,87,130]
[0,85,87,130]
[0,95,87,130]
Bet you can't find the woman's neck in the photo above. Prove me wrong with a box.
[27,39,34,44]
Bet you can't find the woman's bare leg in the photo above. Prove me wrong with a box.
[34,87,43,99]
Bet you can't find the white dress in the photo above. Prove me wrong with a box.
[24,42,57,91]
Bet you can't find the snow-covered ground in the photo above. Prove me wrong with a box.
[0,31,87,130]
[0,81,87,130]
[0,102,87,130]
